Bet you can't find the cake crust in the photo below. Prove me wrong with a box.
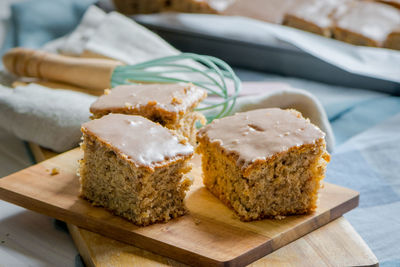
[385,28,400,50]
[283,0,350,37]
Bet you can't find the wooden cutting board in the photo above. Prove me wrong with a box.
[67,217,378,267]
[0,148,359,266]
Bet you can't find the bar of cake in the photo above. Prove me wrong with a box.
[222,0,299,24]
[90,83,207,145]
[283,0,349,37]
[113,0,232,15]
[79,113,194,226]
[332,1,400,47]
[196,108,330,221]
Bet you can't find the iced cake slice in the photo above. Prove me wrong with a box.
[332,1,400,47]
[79,113,194,226]
[283,0,350,37]
[196,108,330,221]
[90,83,207,144]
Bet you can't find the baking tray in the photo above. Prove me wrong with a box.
[133,15,400,95]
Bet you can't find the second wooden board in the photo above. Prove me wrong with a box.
[0,148,359,266]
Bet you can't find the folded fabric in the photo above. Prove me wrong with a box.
[0,84,96,152]
[0,5,334,152]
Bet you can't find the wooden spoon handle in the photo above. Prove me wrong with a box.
[2,48,123,90]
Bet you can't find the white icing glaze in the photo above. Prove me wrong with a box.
[198,108,325,170]
[90,83,207,116]
[82,114,193,170]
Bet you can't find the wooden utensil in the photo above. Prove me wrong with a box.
[3,47,122,90]
[2,48,241,120]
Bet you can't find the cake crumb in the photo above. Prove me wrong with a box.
[231,213,240,220]
[50,168,60,176]
[194,218,201,225]
[179,138,188,145]
[124,102,133,109]
[184,83,194,93]
[104,89,111,95]
[171,97,183,105]
[274,215,286,220]
[147,100,157,106]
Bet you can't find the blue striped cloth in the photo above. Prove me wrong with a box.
[327,114,400,267]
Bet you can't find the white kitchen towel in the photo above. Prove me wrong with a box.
[0,84,96,152]
[0,5,334,152]
[44,5,180,64]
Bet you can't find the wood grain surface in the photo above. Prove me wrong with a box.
[67,217,378,267]
[0,148,360,266]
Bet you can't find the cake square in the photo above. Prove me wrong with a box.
[332,1,400,47]
[196,108,330,221]
[283,0,349,37]
[79,113,194,226]
[90,83,207,144]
